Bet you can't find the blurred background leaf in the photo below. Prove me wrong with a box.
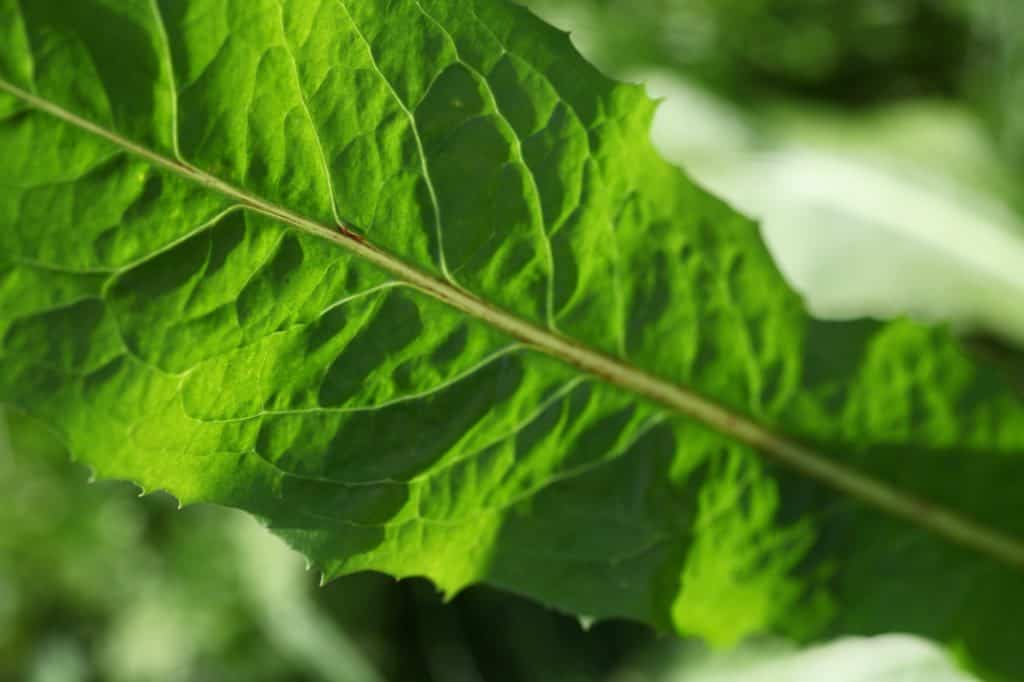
[5,0,1024,679]
[529,0,1024,345]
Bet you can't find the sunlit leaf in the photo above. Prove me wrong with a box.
[2,1,1023,678]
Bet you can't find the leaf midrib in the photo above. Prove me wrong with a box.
[3,77,1023,571]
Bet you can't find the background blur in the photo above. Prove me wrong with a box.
[5,0,1024,680]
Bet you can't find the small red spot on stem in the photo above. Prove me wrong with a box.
[338,223,367,245]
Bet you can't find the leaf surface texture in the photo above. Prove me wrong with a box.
[1,1,1023,677]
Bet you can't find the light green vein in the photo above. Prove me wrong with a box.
[334,0,452,279]
[412,0,558,330]
[275,0,344,227]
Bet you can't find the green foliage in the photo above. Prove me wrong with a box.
[0,411,652,682]
[0,1,1023,678]
[528,0,977,104]
[528,0,1024,189]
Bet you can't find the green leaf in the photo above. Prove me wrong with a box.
[1,0,1023,677]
